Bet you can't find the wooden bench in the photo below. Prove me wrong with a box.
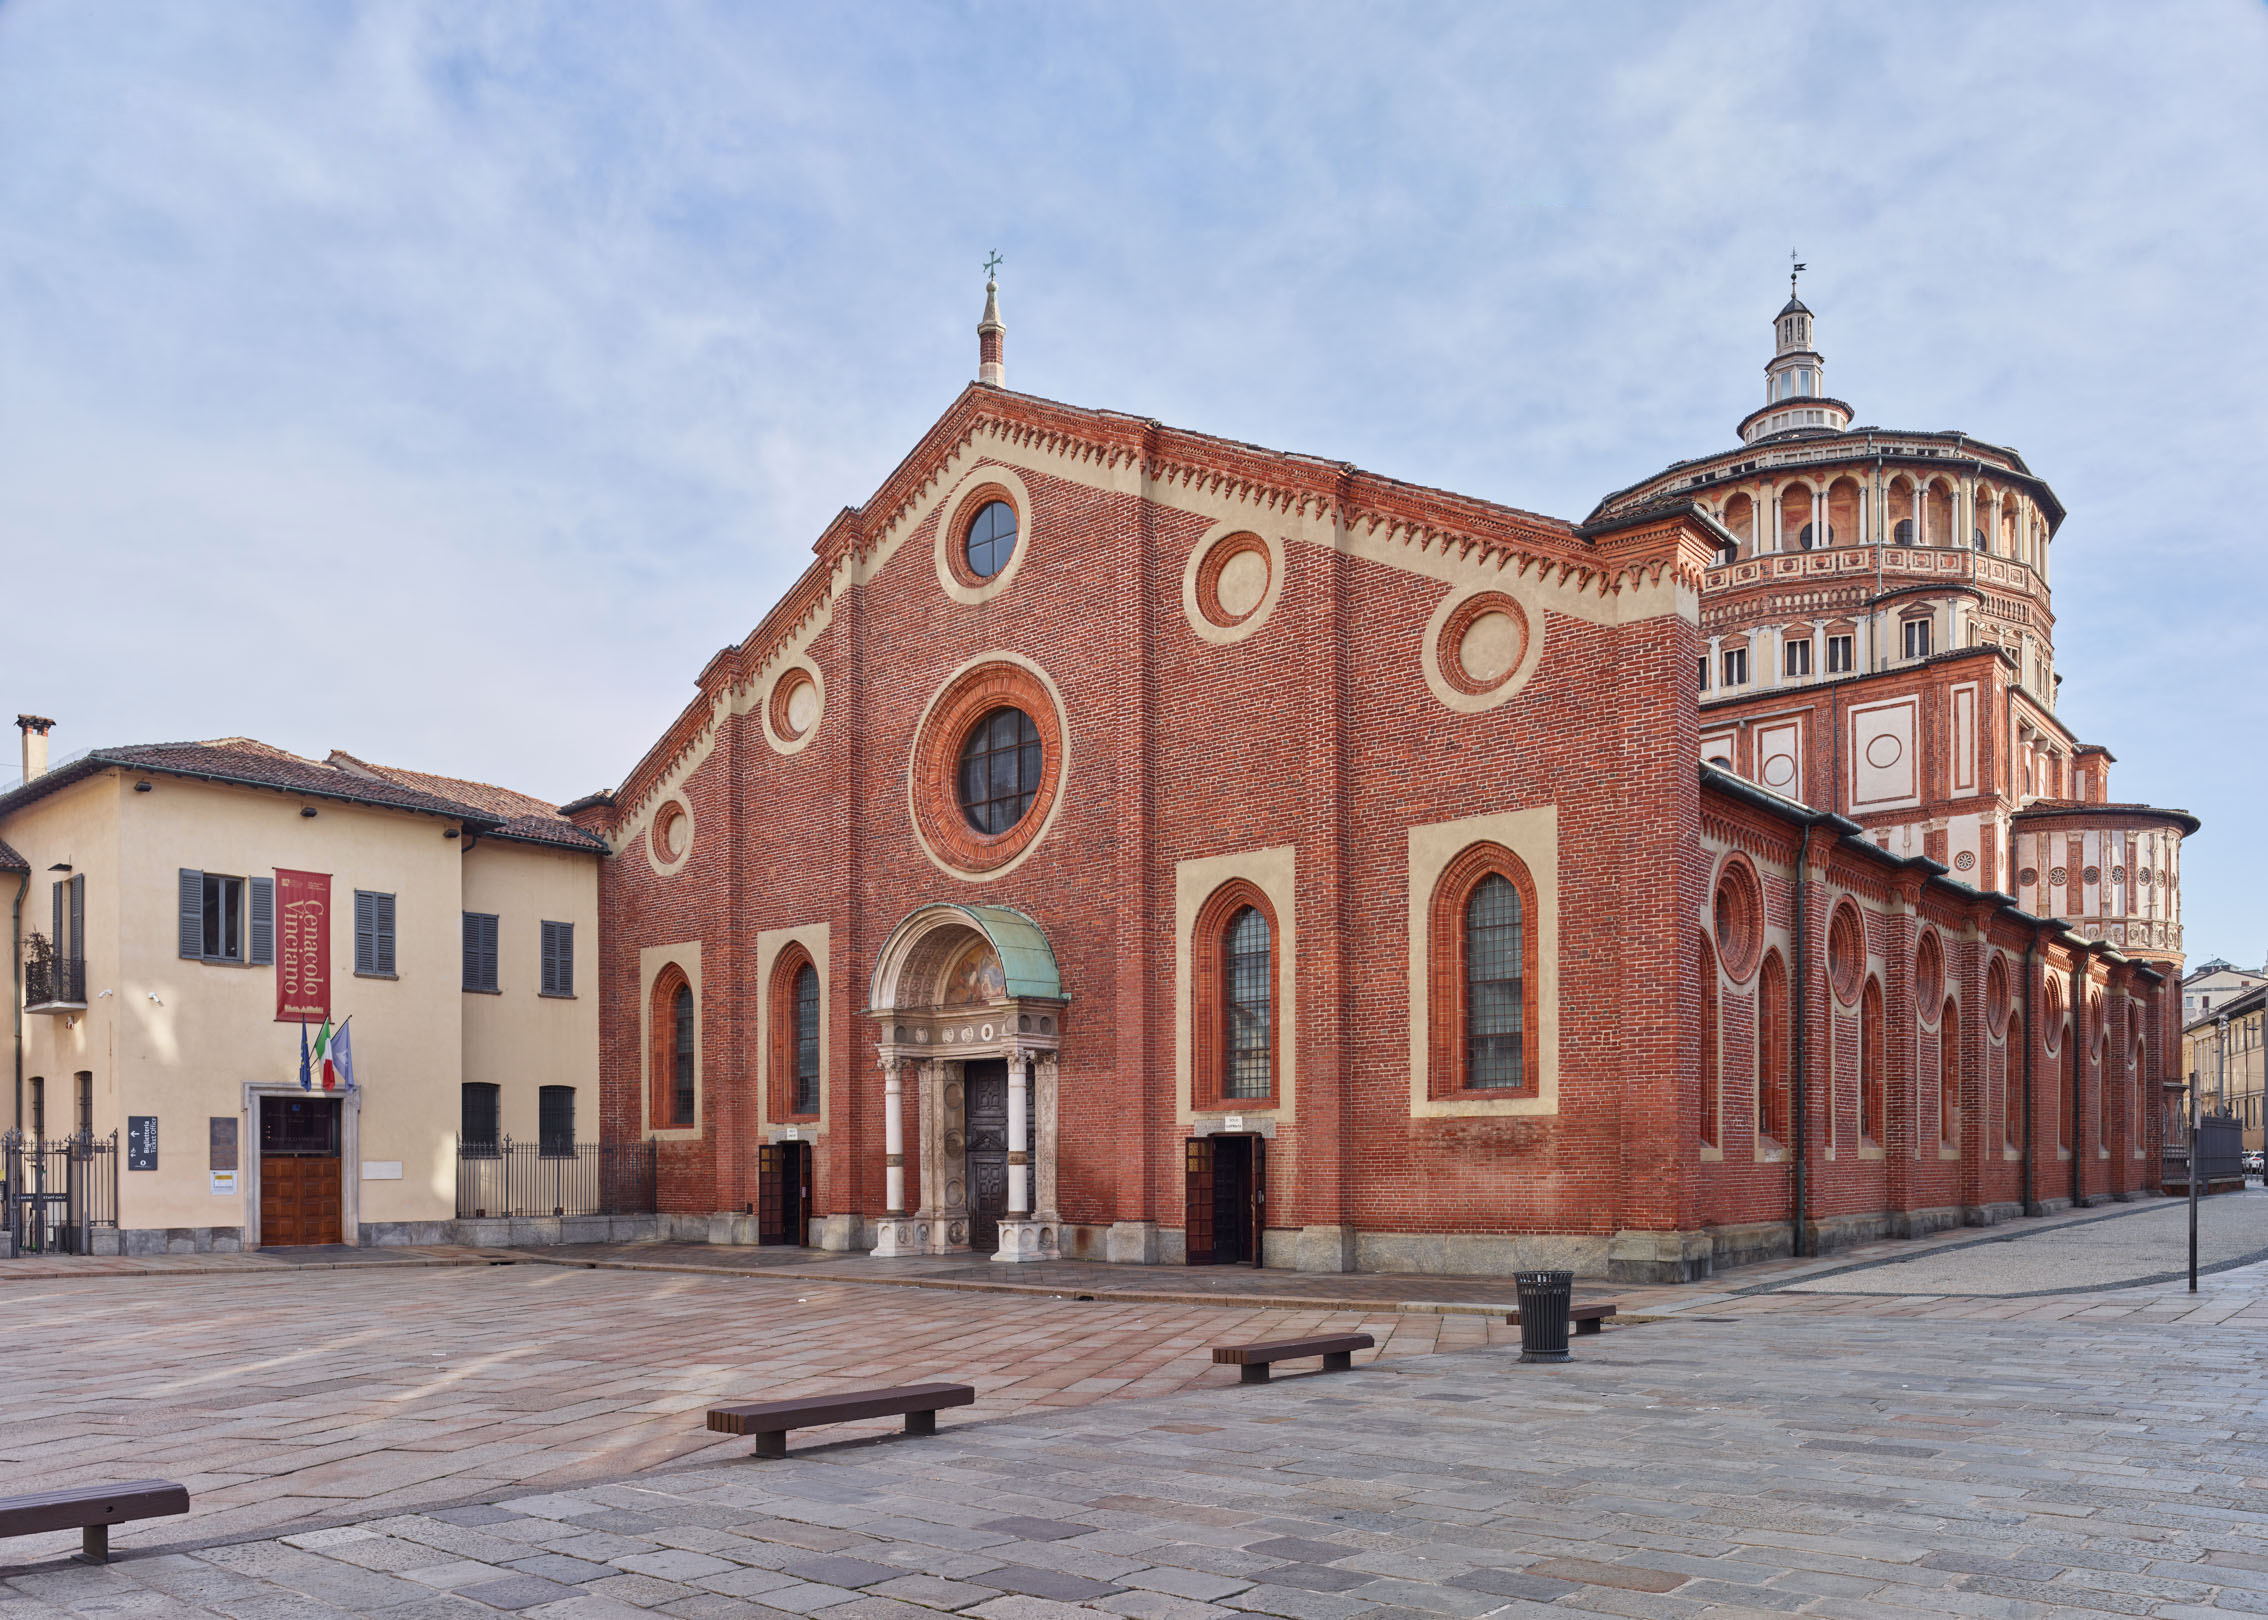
[707,1382,974,1458]
[0,1481,190,1564]
[1212,1333,1374,1384]
[1505,1302,1618,1334]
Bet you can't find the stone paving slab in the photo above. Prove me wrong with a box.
[12,1309,2268,1616]
[0,1264,1514,1556]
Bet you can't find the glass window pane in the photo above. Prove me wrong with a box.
[1465,875,1525,1089]
[1224,906,1272,1099]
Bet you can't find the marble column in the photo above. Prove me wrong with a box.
[871,1057,916,1257]
[994,1050,1045,1262]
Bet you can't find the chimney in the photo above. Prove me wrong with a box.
[16,715,54,783]
[977,274,1006,389]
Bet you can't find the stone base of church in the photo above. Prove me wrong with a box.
[1290,1224,1357,1273]
[991,1218,1057,1262]
[1103,1220,1159,1264]
[1607,1228,1715,1284]
[871,1216,918,1257]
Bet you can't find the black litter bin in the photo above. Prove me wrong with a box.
[1515,1270,1574,1363]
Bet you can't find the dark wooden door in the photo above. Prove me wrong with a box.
[1184,1137,1216,1264]
[965,1060,1008,1252]
[757,1143,813,1245]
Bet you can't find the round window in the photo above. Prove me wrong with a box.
[964,500,1018,580]
[957,707,1043,834]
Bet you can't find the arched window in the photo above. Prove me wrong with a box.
[769,944,822,1121]
[1940,999,1960,1147]
[1894,518,1915,546]
[1193,881,1279,1108]
[794,963,820,1116]
[963,499,1018,579]
[1464,875,1525,1090]
[1758,951,1789,1143]
[1428,844,1541,1097]
[1224,907,1272,1100]
[1700,933,1720,1149]
[2004,1009,2024,1151]
[642,967,698,1130]
[1861,978,1884,1147]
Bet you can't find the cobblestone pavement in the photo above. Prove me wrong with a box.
[12,1309,2268,1619]
[1761,1189,2268,1298]
[0,1266,1512,1554]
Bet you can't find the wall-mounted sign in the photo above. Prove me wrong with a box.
[1224,1115,1245,1133]
[127,1116,158,1171]
[780,1127,800,1142]
[210,1171,238,1197]
[209,1116,239,1173]
[275,869,332,1022]
[361,1161,403,1181]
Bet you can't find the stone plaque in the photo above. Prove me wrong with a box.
[209,1116,239,1172]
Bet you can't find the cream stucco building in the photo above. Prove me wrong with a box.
[3,722,604,1253]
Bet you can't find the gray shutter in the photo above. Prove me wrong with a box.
[482,914,499,991]
[537,922,554,996]
[556,922,573,998]
[462,913,477,989]
[178,870,204,959]
[375,893,396,976]
[354,891,376,975]
[248,876,275,966]
[52,879,64,958]
[69,875,83,965]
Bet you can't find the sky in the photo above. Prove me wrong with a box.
[2,2,2263,963]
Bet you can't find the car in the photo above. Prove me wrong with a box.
[2244,1149,2263,1179]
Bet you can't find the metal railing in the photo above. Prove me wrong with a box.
[454,1137,656,1219]
[24,954,86,1008]
[3,1130,118,1254]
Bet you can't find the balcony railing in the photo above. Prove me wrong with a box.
[24,955,86,1011]
[454,1137,657,1220]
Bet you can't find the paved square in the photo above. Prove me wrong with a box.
[12,1303,2268,1617]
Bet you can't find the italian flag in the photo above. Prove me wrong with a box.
[314,1019,337,1090]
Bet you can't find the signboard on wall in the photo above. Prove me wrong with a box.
[209,1116,238,1172]
[127,1116,158,1171]
[275,869,332,1022]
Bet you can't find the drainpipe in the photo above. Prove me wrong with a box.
[2070,948,2086,1208]
[1792,832,1810,1259]
[2022,938,2038,1215]
[11,868,24,1134]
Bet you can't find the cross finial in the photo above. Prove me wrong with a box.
[984,250,1003,282]
[1789,248,1807,295]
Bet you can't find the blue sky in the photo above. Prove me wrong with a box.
[2,3,2263,963]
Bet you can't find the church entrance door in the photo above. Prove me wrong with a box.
[1184,1133,1265,1266]
[756,1141,813,1245]
[964,1060,1009,1252]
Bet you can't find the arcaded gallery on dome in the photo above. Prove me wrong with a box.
[574,276,2194,1283]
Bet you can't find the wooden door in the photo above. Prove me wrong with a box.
[965,1062,1008,1252]
[1210,1136,1251,1266]
[261,1156,342,1246]
[1184,1137,1216,1264]
[1249,1133,1268,1269]
[793,1143,814,1244]
[757,1144,789,1243]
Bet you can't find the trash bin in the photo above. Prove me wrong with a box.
[1514,1270,1574,1363]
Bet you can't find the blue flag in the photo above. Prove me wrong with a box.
[331,1018,356,1091]
[298,1021,313,1090]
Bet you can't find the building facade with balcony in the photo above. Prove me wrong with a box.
[2,723,605,1253]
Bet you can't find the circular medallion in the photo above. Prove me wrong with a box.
[1712,857,1764,982]
[2049,866,2068,886]
[1954,851,1975,872]
[646,797,694,876]
[2140,868,2154,885]
[1195,533,1273,628]
[1761,754,1796,789]
[2082,866,2100,886]
[761,659,826,756]
[2019,867,2039,887]
[1864,734,1903,769]
[945,1082,963,1108]
[2112,866,2126,884]
[1439,592,1531,697]
[946,1180,963,1205]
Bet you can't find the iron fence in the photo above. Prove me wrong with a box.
[2,1130,118,1254]
[454,1137,656,1219]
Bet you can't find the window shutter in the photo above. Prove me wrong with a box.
[559,922,573,997]
[355,892,376,975]
[463,913,478,990]
[539,922,557,996]
[178,870,203,959]
[544,922,572,997]
[248,877,275,965]
[52,880,64,959]
[374,893,395,976]
[482,914,499,992]
[69,876,84,965]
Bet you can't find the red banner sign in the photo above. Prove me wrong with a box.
[275,869,332,1023]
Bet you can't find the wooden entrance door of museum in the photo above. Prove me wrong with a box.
[964,1060,1007,1252]
[260,1095,343,1246]
[1184,1133,1265,1266]
[756,1141,813,1245]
